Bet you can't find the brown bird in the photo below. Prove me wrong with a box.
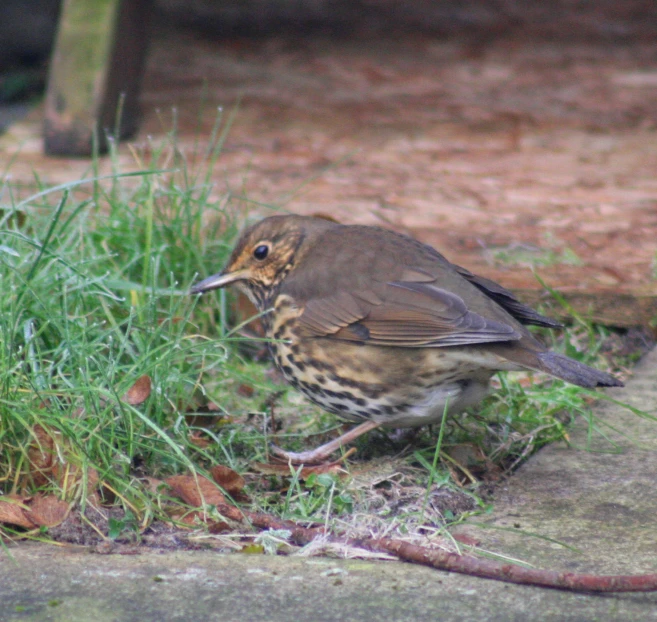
[191,215,623,464]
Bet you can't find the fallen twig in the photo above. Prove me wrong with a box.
[215,502,657,593]
[361,537,657,593]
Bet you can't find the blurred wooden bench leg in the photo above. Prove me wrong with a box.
[44,0,153,157]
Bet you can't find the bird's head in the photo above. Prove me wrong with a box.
[191,214,337,308]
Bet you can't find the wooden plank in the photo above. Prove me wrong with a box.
[514,289,657,329]
[43,0,152,156]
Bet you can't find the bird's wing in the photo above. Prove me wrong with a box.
[297,280,521,347]
[454,266,562,328]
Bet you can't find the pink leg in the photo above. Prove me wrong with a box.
[270,420,382,465]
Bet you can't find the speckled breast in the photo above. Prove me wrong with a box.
[266,295,497,427]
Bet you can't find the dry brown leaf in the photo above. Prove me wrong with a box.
[0,208,26,229]
[179,511,203,526]
[210,465,245,495]
[188,430,212,448]
[24,494,70,528]
[236,384,255,398]
[208,521,232,534]
[452,533,481,547]
[157,316,183,325]
[86,467,100,492]
[85,490,103,511]
[165,475,225,507]
[444,443,487,468]
[143,476,166,495]
[27,424,58,487]
[184,413,223,428]
[24,424,101,497]
[123,375,152,406]
[53,464,100,497]
[168,509,202,529]
[251,461,347,479]
[0,495,38,529]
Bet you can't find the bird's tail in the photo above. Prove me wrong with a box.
[537,351,623,388]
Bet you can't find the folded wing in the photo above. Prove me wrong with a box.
[298,280,521,347]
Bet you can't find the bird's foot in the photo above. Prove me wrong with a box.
[270,420,381,465]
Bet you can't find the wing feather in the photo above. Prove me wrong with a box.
[298,280,520,347]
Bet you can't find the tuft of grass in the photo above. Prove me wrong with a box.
[0,122,266,533]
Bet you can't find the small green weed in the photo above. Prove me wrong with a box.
[491,233,582,269]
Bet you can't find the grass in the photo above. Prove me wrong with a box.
[491,233,583,269]
[0,122,639,549]
[0,124,252,531]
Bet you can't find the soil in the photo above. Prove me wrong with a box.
[2,2,657,326]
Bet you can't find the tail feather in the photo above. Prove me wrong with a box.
[537,352,623,388]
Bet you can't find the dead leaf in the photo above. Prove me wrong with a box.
[24,494,70,528]
[184,413,223,428]
[27,424,58,486]
[123,375,152,406]
[23,424,101,498]
[179,511,203,526]
[236,384,255,398]
[452,533,481,547]
[188,430,212,448]
[2,208,27,228]
[445,443,487,468]
[0,495,37,529]
[168,509,202,529]
[164,475,225,507]
[210,465,245,495]
[53,464,100,497]
[157,316,183,325]
[208,521,232,534]
[143,477,166,495]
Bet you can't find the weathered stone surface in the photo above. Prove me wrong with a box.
[1,542,656,622]
[453,346,657,577]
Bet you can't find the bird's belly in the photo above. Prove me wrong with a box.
[270,335,495,429]
[380,378,491,427]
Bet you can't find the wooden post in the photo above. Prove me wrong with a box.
[44,0,153,157]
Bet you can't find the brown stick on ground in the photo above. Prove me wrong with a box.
[215,502,657,593]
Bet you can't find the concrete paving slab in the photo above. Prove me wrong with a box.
[1,543,656,622]
[453,345,657,578]
[1,348,656,621]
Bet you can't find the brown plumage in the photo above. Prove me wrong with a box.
[192,215,623,463]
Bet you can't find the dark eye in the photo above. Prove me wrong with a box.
[253,244,269,260]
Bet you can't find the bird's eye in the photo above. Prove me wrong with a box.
[253,244,269,260]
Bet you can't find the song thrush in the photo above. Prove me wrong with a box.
[192,215,623,464]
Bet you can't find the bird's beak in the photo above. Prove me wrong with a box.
[190,269,249,294]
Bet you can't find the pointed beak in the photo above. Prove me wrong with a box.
[190,269,249,294]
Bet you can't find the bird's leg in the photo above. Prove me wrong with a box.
[270,420,382,465]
